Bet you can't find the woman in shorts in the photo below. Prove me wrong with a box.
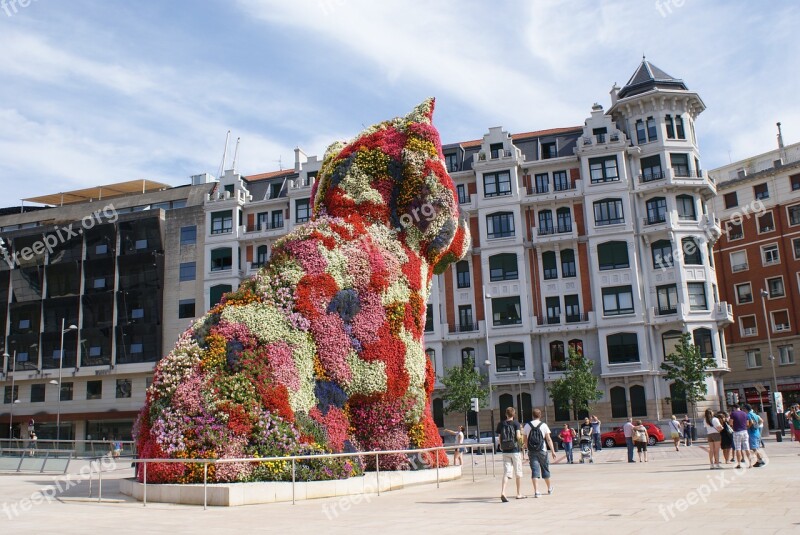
[668,415,682,451]
[703,409,723,469]
[632,420,649,462]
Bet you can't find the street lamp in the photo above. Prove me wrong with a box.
[517,368,524,423]
[4,350,20,439]
[52,319,78,444]
[760,289,781,436]
[483,288,494,442]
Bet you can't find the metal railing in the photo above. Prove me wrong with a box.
[0,447,75,473]
[127,443,497,510]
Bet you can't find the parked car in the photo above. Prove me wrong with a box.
[601,422,664,447]
[463,431,498,453]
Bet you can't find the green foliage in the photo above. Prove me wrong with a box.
[549,348,603,419]
[661,333,715,406]
[439,357,489,415]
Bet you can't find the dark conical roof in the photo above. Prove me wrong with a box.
[617,59,688,99]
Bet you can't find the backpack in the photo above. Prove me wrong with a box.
[527,421,545,452]
[499,421,518,451]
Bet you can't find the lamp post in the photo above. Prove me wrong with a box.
[482,288,495,445]
[760,289,781,436]
[517,367,525,423]
[50,319,78,444]
[4,350,19,439]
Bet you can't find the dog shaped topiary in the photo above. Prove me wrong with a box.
[134,99,470,483]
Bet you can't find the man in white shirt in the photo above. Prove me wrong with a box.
[623,417,635,463]
[523,408,556,497]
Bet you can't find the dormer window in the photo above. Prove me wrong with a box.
[490,143,504,159]
[541,142,557,159]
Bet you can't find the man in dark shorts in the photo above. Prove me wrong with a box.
[496,407,523,502]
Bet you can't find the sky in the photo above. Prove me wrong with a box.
[0,0,798,205]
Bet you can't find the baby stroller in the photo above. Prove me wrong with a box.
[578,426,593,463]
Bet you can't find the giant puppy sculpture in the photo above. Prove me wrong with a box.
[135,99,470,482]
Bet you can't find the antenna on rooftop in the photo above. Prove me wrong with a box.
[232,137,241,172]
[218,130,231,178]
[273,156,283,171]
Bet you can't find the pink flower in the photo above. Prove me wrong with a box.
[266,341,300,391]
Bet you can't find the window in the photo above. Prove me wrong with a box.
[456,261,470,288]
[730,250,748,272]
[792,174,800,191]
[432,398,445,427]
[4,385,19,404]
[688,282,707,310]
[490,143,504,159]
[610,387,628,418]
[779,345,795,366]
[670,153,689,177]
[652,240,673,269]
[179,262,196,281]
[210,210,233,234]
[486,212,515,239]
[602,286,634,316]
[135,239,148,250]
[607,333,640,364]
[446,153,458,173]
[116,379,132,399]
[461,348,475,367]
[593,127,607,143]
[550,341,566,371]
[546,296,561,324]
[767,276,785,298]
[538,210,553,234]
[131,308,144,319]
[210,284,232,307]
[30,384,45,403]
[645,197,667,224]
[640,155,663,181]
[762,244,779,265]
[676,195,696,220]
[495,342,525,372]
[542,251,558,280]
[541,142,557,159]
[693,328,713,359]
[560,249,576,278]
[665,115,676,139]
[598,241,629,270]
[735,283,753,304]
[661,330,682,359]
[636,120,646,144]
[646,117,657,142]
[740,315,757,337]
[131,343,143,354]
[180,226,197,245]
[178,299,196,319]
[95,243,108,255]
[458,305,474,330]
[745,349,762,369]
[771,310,790,332]
[534,173,549,194]
[457,184,469,204]
[255,245,269,267]
[59,382,73,401]
[553,170,569,191]
[589,156,619,183]
[271,210,284,229]
[210,248,233,271]
[93,278,106,289]
[726,221,743,240]
[483,171,512,197]
[296,199,310,223]
[789,205,800,226]
[489,253,518,281]
[794,238,800,259]
[556,207,572,233]
[669,383,688,415]
[758,212,774,233]
[682,237,702,265]
[630,385,647,417]
[569,338,584,356]
[564,294,580,322]
[425,304,434,332]
[87,380,103,400]
[753,183,769,200]
[492,296,522,326]
[656,285,679,315]
[675,115,686,139]
[593,199,624,226]
[723,192,738,209]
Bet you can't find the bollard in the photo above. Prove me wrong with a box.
[143,462,147,507]
[203,463,208,510]
[471,446,475,482]
[375,453,380,496]
[435,448,440,488]
[98,460,103,502]
[291,459,296,505]
[88,462,93,498]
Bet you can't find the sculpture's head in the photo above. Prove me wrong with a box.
[312,98,469,273]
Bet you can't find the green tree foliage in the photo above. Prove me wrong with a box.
[661,333,715,408]
[549,348,603,420]
[439,357,489,416]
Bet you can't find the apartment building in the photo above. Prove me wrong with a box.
[710,131,800,427]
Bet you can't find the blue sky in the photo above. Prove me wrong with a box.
[1,0,798,204]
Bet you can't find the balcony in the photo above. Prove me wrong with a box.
[531,223,576,246]
[534,311,594,332]
[701,214,722,240]
[444,320,485,341]
[525,180,580,203]
[241,222,286,240]
[714,301,734,326]
[642,214,667,226]
[635,167,716,196]
[448,322,480,334]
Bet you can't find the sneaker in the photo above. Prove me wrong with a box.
[533,493,542,498]
[753,461,763,468]
[548,486,554,495]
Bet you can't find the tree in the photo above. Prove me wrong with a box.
[660,333,715,422]
[549,348,603,420]
[439,357,489,419]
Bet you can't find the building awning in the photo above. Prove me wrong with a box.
[23,179,172,206]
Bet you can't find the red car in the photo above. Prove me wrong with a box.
[601,422,664,447]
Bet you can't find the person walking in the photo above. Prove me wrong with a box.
[682,414,693,446]
[623,417,635,463]
[703,409,723,469]
[496,407,524,502]
[632,420,649,462]
[729,404,751,469]
[559,423,575,464]
[744,404,765,467]
[786,404,800,444]
[668,415,682,451]
[589,415,602,452]
[444,426,465,466]
[717,411,734,463]
[523,408,556,497]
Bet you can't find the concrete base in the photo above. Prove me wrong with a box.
[119,466,462,506]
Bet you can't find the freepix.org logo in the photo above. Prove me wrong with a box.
[0,204,118,269]
[1,0,38,18]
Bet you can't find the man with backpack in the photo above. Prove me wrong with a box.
[523,408,556,497]
[496,406,524,502]
[744,404,765,467]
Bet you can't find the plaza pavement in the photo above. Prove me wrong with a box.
[1,437,798,534]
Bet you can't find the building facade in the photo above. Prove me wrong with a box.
[710,132,800,427]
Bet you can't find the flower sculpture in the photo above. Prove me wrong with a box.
[135,99,470,483]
